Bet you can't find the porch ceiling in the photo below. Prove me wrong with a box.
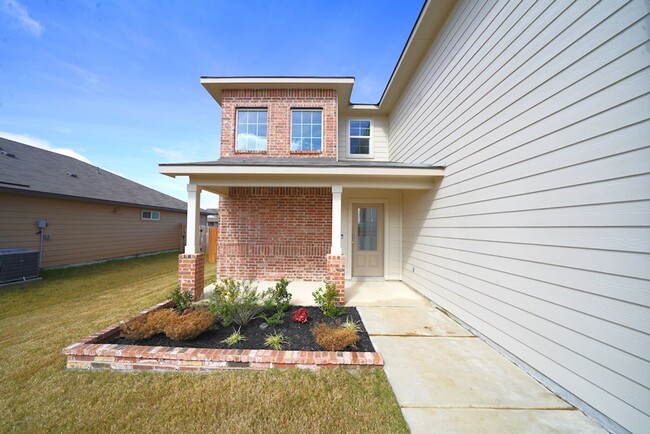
[159,160,444,195]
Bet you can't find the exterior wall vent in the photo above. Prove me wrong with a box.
[0,249,40,284]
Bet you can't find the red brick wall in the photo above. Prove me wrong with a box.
[220,89,337,158]
[218,187,331,280]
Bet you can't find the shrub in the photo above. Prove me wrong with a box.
[341,318,361,334]
[266,278,292,313]
[207,278,270,326]
[119,308,178,341]
[261,310,285,325]
[312,282,346,317]
[164,309,215,341]
[292,307,309,324]
[221,328,246,346]
[170,286,193,313]
[311,322,359,351]
[264,332,289,350]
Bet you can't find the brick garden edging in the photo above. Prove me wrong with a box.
[63,300,383,372]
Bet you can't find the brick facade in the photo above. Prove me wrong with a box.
[220,89,337,158]
[218,187,331,281]
[326,254,346,303]
[178,253,205,300]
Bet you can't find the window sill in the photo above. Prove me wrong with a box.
[234,150,268,154]
[290,150,322,155]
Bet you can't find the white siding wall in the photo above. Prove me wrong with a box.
[338,116,389,161]
[389,0,650,432]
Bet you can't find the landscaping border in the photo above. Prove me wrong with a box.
[63,300,384,371]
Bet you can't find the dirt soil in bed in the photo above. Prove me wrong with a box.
[110,306,375,352]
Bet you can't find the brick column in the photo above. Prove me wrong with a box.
[179,253,205,300]
[326,254,346,304]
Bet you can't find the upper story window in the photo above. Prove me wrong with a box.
[349,120,372,156]
[291,109,322,152]
[236,109,267,151]
[141,210,160,221]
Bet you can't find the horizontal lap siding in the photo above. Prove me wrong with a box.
[0,192,184,267]
[389,0,650,432]
[338,116,389,161]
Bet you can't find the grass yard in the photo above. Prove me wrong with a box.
[0,253,408,433]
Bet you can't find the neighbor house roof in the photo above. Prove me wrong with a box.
[0,137,189,212]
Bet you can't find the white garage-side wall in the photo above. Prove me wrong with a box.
[389,0,650,432]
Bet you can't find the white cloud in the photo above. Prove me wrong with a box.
[2,0,42,36]
[0,131,92,164]
[152,146,184,162]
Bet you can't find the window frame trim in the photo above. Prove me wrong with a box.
[235,107,269,153]
[141,210,161,221]
[346,118,374,159]
[290,108,324,153]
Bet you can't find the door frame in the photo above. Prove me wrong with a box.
[347,198,389,279]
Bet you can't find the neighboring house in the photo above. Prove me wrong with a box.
[160,1,649,432]
[0,137,201,268]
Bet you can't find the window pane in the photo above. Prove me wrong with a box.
[301,125,311,137]
[236,109,267,151]
[152,211,160,220]
[312,124,321,138]
[357,207,377,251]
[311,138,321,151]
[312,111,322,123]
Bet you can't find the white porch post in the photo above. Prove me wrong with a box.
[331,185,342,255]
[185,183,202,254]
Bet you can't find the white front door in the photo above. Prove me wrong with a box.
[351,203,384,277]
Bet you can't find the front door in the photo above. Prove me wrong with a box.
[352,204,384,277]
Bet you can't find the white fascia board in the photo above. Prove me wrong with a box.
[159,164,444,178]
[200,77,355,86]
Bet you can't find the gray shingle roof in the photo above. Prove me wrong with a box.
[0,137,188,211]
[160,157,442,169]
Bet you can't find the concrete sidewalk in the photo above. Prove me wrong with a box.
[354,281,605,434]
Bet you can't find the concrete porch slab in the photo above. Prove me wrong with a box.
[346,281,430,306]
[371,336,570,409]
[401,408,607,434]
[358,306,473,337]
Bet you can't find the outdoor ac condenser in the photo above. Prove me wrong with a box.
[0,249,40,284]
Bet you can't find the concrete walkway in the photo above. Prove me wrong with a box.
[352,281,606,434]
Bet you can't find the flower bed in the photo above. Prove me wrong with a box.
[63,300,383,372]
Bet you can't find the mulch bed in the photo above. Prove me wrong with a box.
[110,306,375,352]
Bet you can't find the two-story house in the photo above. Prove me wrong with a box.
[160,1,649,432]
[162,77,445,302]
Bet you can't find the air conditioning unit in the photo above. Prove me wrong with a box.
[0,249,40,284]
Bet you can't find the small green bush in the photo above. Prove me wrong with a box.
[221,328,246,346]
[170,286,193,313]
[312,281,346,317]
[264,332,289,350]
[207,278,270,326]
[260,310,285,325]
[266,278,292,313]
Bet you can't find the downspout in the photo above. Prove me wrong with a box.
[36,219,48,269]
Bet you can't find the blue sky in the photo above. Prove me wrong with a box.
[0,0,423,207]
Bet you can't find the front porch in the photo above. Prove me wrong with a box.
[160,158,444,302]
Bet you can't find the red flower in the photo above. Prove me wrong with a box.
[292,308,309,324]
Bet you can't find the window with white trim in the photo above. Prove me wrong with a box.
[291,109,322,152]
[349,120,371,155]
[236,109,268,151]
[141,210,160,220]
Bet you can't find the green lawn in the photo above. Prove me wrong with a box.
[0,253,408,433]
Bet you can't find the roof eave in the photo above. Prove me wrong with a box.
[201,76,355,106]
